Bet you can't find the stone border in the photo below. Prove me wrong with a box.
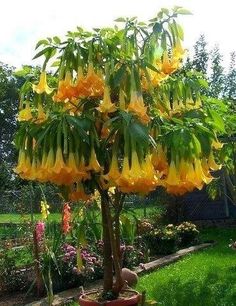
[26,242,214,306]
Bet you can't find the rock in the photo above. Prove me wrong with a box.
[121,268,138,287]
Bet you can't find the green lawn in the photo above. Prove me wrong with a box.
[0,206,159,224]
[137,228,236,306]
[0,213,62,223]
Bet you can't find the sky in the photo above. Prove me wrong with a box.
[1,0,235,69]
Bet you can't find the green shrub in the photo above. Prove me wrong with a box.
[176,222,199,247]
[143,224,177,255]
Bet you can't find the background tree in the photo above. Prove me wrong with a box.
[192,34,209,75]
[209,45,224,98]
[223,52,236,100]
[0,62,19,163]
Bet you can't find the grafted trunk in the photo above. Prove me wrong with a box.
[101,194,113,292]
[100,190,124,297]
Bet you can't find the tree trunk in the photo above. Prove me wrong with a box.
[101,193,113,292]
[100,190,124,296]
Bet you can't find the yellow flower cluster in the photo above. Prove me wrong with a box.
[152,144,222,195]
[14,146,102,186]
[40,200,50,220]
[142,41,186,90]
[103,151,160,194]
[155,95,202,118]
[53,64,104,103]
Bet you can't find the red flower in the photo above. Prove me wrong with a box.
[62,202,71,234]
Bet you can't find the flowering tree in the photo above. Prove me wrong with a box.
[14,7,223,299]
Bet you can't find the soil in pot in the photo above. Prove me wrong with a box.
[78,289,141,306]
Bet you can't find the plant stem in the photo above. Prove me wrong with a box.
[33,229,43,297]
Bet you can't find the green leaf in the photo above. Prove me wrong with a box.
[161,8,169,15]
[35,39,49,50]
[171,117,183,125]
[192,134,202,156]
[209,109,225,132]
[113,65,126,87]
[51,60,60,67]
[129,122,149,145]
[145,62,159,73]
[114,17,126,22]
[53,36,61,44]
[176,8,192,15]
[153,22,162,33]
[33,47,54,60]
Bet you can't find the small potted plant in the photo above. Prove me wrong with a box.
[14,6,223,306]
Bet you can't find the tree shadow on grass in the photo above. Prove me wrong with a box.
[152,266,236,306]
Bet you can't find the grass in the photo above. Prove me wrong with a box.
[0,213,62,223]
[137,228,236,306]
[0,206,159,224]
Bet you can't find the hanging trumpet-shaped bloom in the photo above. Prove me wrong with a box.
[141,68,167,91]
[53,71,77,102]
[152,145,169,176]
[50,147,72,185]
[103,153,120,184]
[165,160,180,186]
[116,151,159,194]
[139,155,160,192]
[119,89,126,110]
[208,151,222,171]
[79,63,104,98]
[212,139,224,150]
[87,148,102,172]
[128,91,150,124]
[97,86,116,114]
[194,158,213,185]
[157,51,181,75]
[36,103,47,123]
[68,183,91,202]
[18,101,33,121]
[172,40,186,61]
[33,71,53,95]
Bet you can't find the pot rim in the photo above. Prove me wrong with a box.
[79,288,141,304]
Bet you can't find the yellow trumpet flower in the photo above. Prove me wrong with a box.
[18,101,33,121]
[172,40,186,60]
[14,150,27,174]
[88,148,102,172]
[194,159,213,185]
[33,71,53,95]
[97,86,116,114]
[212,139,223,149]
[157,51,180,75]
[36,103,47,123]
[128,91,150,124]
[69,183,91,202]
[165,160,180,186]
[208,151,222,171]
[103,153,120,182]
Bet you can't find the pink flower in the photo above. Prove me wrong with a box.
[35,221,45,242]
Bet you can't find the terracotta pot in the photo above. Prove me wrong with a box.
[78,289,141,306]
